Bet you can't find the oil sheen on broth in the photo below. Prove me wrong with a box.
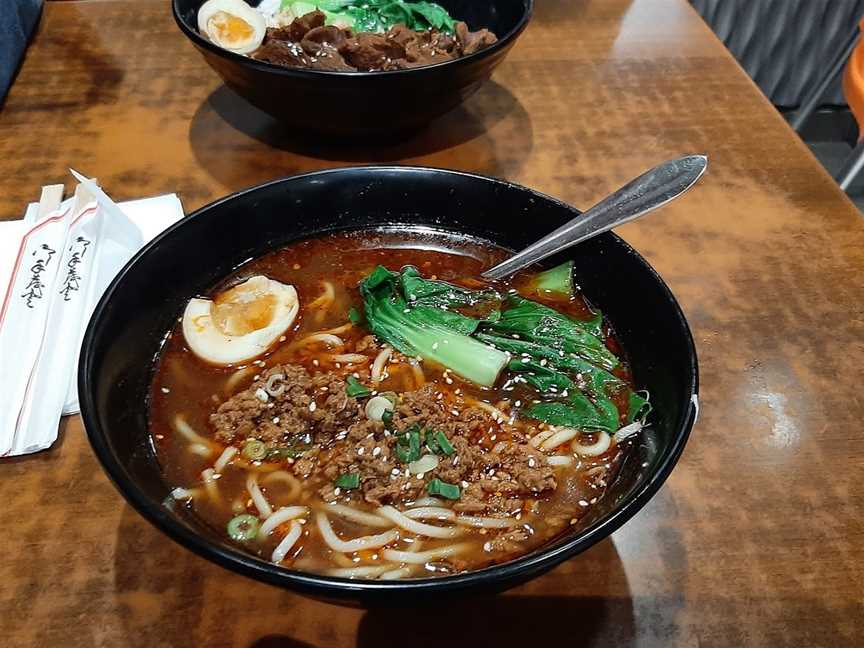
[149,231,649,579]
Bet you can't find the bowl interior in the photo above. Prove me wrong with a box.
[81,167,696,600]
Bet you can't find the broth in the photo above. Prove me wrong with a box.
[149,230,646,579]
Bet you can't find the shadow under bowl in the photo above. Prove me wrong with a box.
[172,0,534,137]
[80,166,698,605]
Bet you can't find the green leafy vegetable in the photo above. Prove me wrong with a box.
[530,261,574,297]
[345,375,372,398]
[348,306,362,325]
[381,408,394,429]
[227,514,260,542]
[476,332,618,373]
[359,266,509,387]
[427,478,461,500]
[395,424,422,463]
[335,473,361,489]
[280,0,457,34]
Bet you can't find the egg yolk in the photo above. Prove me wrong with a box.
[207,11,254,47]
[211,281,277,335]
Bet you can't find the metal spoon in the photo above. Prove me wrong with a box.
[481,155,708,281]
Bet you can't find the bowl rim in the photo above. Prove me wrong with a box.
[80,165,698,596]
[171,0,534,79]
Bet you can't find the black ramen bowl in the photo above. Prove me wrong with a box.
[172,0,533,136]
[80,167,698,605]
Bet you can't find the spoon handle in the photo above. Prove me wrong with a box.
[481,155,708,281]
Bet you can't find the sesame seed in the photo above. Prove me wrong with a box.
[578,500,589,507]
[483,542,492,552]
[334,488,342,496]
[255,389,268,402]
[279,335,286,342]
[514,400,521,407]
[293,263,301,270]
[391,468,400,475]
[528,458,536,467]
[357,447,365,455]
[267,403,274,408]
[432,342,439,350]
[253,374,260,381]
[272,417,280,424]
[309,402,317,412]
[461,480,469,488]
[161,387,170,394]
[416,473,425,480]
[313,359,319,367]
[373,447,382,456]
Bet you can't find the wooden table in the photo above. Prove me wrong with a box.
[2,0,862,645]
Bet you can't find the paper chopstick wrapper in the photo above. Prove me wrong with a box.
[0,177,184,456]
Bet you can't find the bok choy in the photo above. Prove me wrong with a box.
[279,0,457,33]
[359,266,509,387]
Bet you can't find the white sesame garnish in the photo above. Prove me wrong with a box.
[334,488,341,496]
[267,403,274,408]
[450,409,459,416]
[313,359,319,366]
[483,542,493,552]
[309,401,317,412]
[272,417,280,424]
[416,473,425,480]
[372,447,382,456]
[528,458,536,467]
[391,468,400,475]
[461,480,469,488]
[431,342,439,350]
[161,387,170,394]
[578,500,589,507]
[279,336,286,342]
[255,389,268,402]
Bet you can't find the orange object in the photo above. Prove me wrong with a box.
[844,22,864,138]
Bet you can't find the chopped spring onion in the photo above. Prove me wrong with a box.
[346,376,372,398]
[366,395,395,422]
[335,473,361,489]
[348,306,362,325]
[227,514,260,542]
[395,424,422,463]
[433,430,455,456]
[379,391,399,406]
[427,478,460,500]
[242,439,268,461]
[266,443,310,461]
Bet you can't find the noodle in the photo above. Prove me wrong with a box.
[370,347,392,382]
[246,474,273,518]
[300,333,344,347]
[379,566,414,580]
[327,565,393,579]
[377,506,463,539]
[259,506,309,538]
[614,421,643,443]
[402,507,456,521]
[470,399,510,423]
[572,432,612,457]
[171,487,197,500]
[329,353,368,364]
[174,415,211,446]
[539,427,580,451]
[308,281,335,309]
[213,446,238,473]
[271,521,303,564]
[547,455,574,466]
[316,512,400,552]
[225,365,256,393]
[321,322,353,335]
[261,471,302,500]
[382,543,472,565]
[410,497,443,507]
[201,468,220,501]
[326,503,393,528]
[188,443,212,457]
[457,516,518,529]
[529,429,556,448]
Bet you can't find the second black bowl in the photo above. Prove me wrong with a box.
[80,166,698,605]
[173,0,533,136]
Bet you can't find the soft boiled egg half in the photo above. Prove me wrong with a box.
[182,275,299,365]
[197,0,266,55]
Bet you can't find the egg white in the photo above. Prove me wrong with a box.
[197,0,266,55]
[182,275,299,365]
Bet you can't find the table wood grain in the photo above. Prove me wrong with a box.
[1,0,863,646]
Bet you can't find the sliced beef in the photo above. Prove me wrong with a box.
[254,40,311,68]
[455,21,498,55]
[286,9,327,42]
[339,32,405,71]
